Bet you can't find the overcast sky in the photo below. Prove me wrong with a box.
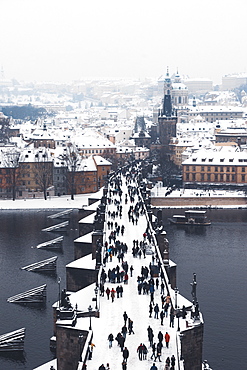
[0,0,246,84]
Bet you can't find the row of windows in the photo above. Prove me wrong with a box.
[186,173,246,182]
[186,166,245,172]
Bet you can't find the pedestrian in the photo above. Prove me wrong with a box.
[118,334,125,352]
[130,265,134,277]
[122,360,127,370]
[147,325,154,346]
[164,302,169,317]
[154,303,159,319]
[166,357,170,367]
[170,310,175,328]
[150,363,158,370]
[155,342,162,362]
[108,333,114,348]
[121,325,127,338]
[171,354,176,368]
[110,288,116,302]
[123,347,129,362]
[143,343,148,359]
[149,302,153,318]
[123,311,128,325]
[128,319,134,334]
[157,330,163,344]
[150,343,156,359]
[160,310,165,325]
[137,343,144,360]
[98,365,105,370]
[88,342,95,359]
[165,332,170,348]
[106,364,110,370]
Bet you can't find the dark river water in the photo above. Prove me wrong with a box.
[0,208,246,370]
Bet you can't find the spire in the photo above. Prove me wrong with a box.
[162,67,172,117]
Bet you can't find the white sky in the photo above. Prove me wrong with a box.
[0,0,247,84]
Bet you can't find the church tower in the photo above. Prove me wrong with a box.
[158,67,177,155]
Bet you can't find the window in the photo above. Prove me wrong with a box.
[186,173,189,180]
[242,175,245,181]
[186,166,189,171]
[242,167,245,172]
[201,174,204,181]
[220,158,224,162]
[201,166,204,171]
[220,174,224,181]
[232,167,235,172]
[226,167,230,172]
[220,167,224,172]
[207,174,211,181]
[192,173,196,181]
[192,166,196,171]
[207,166,211,172]
[226,175,230,181]
[215,167,218,172]
[215,174,218,181]
[232,175,235,181]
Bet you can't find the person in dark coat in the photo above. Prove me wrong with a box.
[99,365,105,370]
[170,310,175,328]
[121,325,127,338]
[106,287,110,300]
[157,330,163,344]
[118,334,125,352]
[171,354,176,368]
[123,311,128,325]
[160,310,165,325]
[155,342,162,362]
[147,325,154,346]
[123,347,129,362]
[108,333,114,348]
[137,343,144,360]
[143,343,148,360]
[149,302,153,318]
[128,319,134,334]
[150,343,156,359]
[154,303,159,319]
[122,360,127,370]
[150,364,157,370]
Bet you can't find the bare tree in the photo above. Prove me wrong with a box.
[0,116,10,144]
[59,145,80,200]
[34,150,53,200]
[4,149,21,200]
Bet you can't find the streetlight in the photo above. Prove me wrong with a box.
[94,286,98,310]
[78,333,83,362]
[174,287,178,309]
[58,277,61,308]
[88,305,92,330]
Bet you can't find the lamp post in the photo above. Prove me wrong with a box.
[58,277,61,308]
[174,287,178,309]
[94,286,98,310]
[78,333,83,362]
[88,305,92,330]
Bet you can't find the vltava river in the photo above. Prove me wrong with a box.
[0,208,246,370]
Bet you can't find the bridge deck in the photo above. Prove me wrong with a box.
[86,174,190,370]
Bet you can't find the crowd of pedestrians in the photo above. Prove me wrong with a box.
[89,165,183,369]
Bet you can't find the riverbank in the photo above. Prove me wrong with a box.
[0,189,103,210]
[151,183,247,208]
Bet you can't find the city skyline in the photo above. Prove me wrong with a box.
[0,0,247,84]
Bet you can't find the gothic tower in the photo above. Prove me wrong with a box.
[158,67,177,155]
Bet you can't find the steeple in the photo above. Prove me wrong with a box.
[162,67,172,117]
